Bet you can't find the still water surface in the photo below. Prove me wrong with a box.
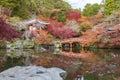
[0,48,120,80]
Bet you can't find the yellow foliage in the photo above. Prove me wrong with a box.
[0,15,9,22]
[78,15,87,22]
[81,21,93,27]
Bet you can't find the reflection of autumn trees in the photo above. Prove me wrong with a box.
[61,50,98,62]
[32,52,77,69]
[32,49,120,80]
[88,49,120,78]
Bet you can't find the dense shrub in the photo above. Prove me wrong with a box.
[66,10,81,21]
[56,11,67,22]
[79,21,93,33]
[0,40,6,48]
[82,3,101,16]
[35,30,54,44]
[0,18,21,41]
[46,19,77,39]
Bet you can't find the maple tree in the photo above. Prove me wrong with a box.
[66,10,81,21]
[98,29,120,48]
[0,17,21,41]
[46,19,77,39]
[80,22,120,48]
[79,30,99,47]
[35,30,54,44]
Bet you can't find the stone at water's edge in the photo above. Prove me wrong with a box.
[23,40,34,49]
[6,40,35,49]
[14,40,23,49]
[0,66,67,80]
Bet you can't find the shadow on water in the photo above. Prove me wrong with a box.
[0,46,120,80]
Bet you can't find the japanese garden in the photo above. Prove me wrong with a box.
[0,0,120,80]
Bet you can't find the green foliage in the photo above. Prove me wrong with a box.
[9,17,20,23]
[0,40,6,49]
[42,0,72,22]
[84,74,100,80]
[80,25,91,32]
[82,3,102,16]
[104,0,120,16]
[0,0,16,8]
[54,1,72,10]
[0,0,37,19]
[56,11,67,22]
[0,0,72,19]
[12,8,30,19]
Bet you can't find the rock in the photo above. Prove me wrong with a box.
[14,40,23,49]
[54,40,62,48]
[0,66,67,80]
[6,40,23,49]
[23,40,34,49]
[6,40,35,49]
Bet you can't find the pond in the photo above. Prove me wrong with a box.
[0,47,120,80]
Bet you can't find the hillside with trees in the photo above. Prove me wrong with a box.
[0,0,72,19]
[0,1,120,80]
[0,0,120,48]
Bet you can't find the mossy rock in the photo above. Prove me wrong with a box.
[23,40,34,49]
[54,40,62,48]
[0,40,6,49]
[14,40,23,49]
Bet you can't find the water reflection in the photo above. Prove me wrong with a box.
[0,49,39,72]
[60,47,120,80]
[0,48,120,80]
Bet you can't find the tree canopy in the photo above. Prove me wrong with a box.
[0,0,72,19]
[104,0,120,15]
[82,3,102,16]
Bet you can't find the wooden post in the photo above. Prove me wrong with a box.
[70,42,72,52]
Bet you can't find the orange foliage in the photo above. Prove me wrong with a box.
[61,50,98,62]
[78,15,87,22]
[80,30,99,47]
[81,21,93,27]
[61,30,99,48]
[35,30,54,44]
[78,13,104,26]
[95,13,104,18]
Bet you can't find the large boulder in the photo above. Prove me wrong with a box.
[0,66,67,80]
